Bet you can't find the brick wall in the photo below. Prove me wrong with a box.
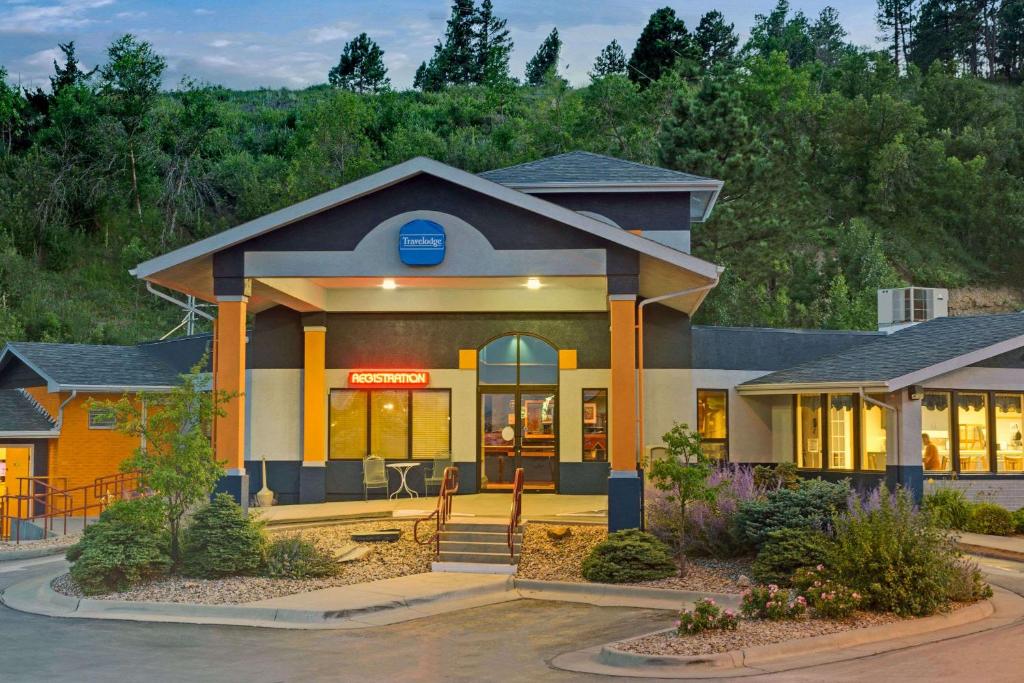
[926,478,1024,511]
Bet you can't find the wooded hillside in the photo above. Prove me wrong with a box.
[1,1,1022,344]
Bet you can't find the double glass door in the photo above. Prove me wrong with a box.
[480,390,557,491]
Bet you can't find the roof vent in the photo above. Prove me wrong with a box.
[877,287,948,332]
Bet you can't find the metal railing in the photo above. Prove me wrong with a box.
[0,471,143,543]
[413,466,459,558]
[507,467,524,563]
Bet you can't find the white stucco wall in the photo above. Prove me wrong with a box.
[922,366,1024,391]
[559,369,612,463]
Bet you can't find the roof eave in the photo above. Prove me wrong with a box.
[737,381,890,396]
[0,431,60,439]
[887,333,1024,391]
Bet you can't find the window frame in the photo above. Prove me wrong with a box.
[581,388,608,462]
[696,388,730,462]
[87,406,117,430]
[328,388,452,461]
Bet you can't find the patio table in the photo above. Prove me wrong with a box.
[387,462,421,499]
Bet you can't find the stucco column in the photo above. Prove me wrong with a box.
[608,294,642,531]
[893,390,924,500]
[300,325,327,503]
[213,295,249,508]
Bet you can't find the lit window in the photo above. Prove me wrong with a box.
[697,389,728,461]
[922,392,952,472]
[861,396,888,472]
[88,407,117,430]
[957,393,990,472]
[370,390,408,459]
[329,390,368,459]
[796,395,822,469]
[828,394,855,470]
[995,394,1023,473]
[582,389,608,462]
[329,389,450,460]
[412,391,451,460]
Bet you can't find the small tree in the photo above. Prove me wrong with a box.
[93,357,231,566]
[328,33,390,93]
[525,28,561,85]
[591,40,628,78]
[648,422,718,558]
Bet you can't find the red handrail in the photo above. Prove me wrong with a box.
[413,466,459,558]
[0,471,143,544]
[507,467,524,563]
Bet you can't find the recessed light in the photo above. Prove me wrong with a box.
[382,278,397,290]
[526,277,541,290]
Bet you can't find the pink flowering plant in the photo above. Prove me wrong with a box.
[793,565,862,619]
[740,584,808,620]
[676,598,739,635]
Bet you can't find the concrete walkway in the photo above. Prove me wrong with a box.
[254,493,607,526]
[956,531,1024,561]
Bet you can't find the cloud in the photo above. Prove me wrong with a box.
[208,39,237,49]
[307,21,356,44]
[0,0,115,34]
[193,8,213,16]
[114,10,146,20]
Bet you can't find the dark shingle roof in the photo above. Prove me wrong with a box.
[0,390,56,432]
[5,342,185,389]
[742,312,1024,387]
[479,151,713,186]
[693,326,882,371]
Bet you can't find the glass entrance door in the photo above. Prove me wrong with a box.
[480,391,557,491]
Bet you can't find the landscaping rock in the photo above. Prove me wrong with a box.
[546,526,572,541]
[737,574,751,588]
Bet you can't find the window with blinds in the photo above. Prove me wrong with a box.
[329,388,451,460]
[412,391,451,459]
[370,390,409,459]
[329,390,368,459]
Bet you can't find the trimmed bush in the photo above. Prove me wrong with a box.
[263,537,339,579]
[1013,508,1024,534]
[580,529,677,583]
[736,478,850,547]
[922,489,972,530]
[753,462,800,491]
[829,486,960,616]
[182,494,265,578]
[751,527,834,586]
[965,503,1015,536]
[67,498,169,595]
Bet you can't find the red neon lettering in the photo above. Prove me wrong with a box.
[348,371,430,387]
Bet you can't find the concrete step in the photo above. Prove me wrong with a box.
[431,561,517,575]
[444,522,517,534]
[439,530,511,543]
[439,540,521,554]
[438,551,519,565]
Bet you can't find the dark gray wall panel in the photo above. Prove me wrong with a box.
[642,303,693,369]
[0,358,47,389]
[248,307,612,370]
[542,192,691,232]
[559,462,610,494]
[972,347,1024,369]
[244,460,301,505]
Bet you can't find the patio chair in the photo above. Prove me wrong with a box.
[424,453,452,496]
[363,455,389,500]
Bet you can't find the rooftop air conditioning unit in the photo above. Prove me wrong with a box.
[877,287,948,331]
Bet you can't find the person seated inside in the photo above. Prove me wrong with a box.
[922,433,942,471]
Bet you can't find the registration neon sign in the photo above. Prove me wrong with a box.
[348,370,430,388]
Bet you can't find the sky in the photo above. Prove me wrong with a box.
[0,0,882,92]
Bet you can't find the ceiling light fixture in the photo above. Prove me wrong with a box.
[526,277,541,290]
[382,278,397,290]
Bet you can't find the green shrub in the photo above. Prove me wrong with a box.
[1012,508,1024,534]
[751,527,834,586]
[182,494,266,578]
[263,537,339,579]
[740,585,807,620]
[922,489,972,530]
[580,529,677,583]
[793,566,863,619]
[677,598,739,634]
[946,559,993,602]
[829,486,959,617]
[753,462,800,491]
[965,503,1015,536]
[736,478,850,547]
[67,498,169,595]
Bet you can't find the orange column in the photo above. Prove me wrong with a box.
[214,296,247,473]
[302,326,327,463]
[609,295,637,471]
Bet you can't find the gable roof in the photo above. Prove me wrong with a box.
[0,342,188,392]
[738,312,1024,393]
[0,389,57,436]
[132,156,723,304]
[479,151,723,222]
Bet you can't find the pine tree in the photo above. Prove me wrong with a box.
[591,40,627,78]
[694,11,739,70]
[744,1,815,67]
[328,33,390,93]
[910,0,959,71]
[422,0,477,88]
[474,0,513,85]
[525,28,561,85]
[877,0,916,72]
[996,0,1024,83]
[810,7,848,66]
[50,41,96,96]
[628,7,697,84]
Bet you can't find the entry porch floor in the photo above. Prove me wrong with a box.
[253,493,607,526]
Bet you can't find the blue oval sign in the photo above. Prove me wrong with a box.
[398,219,446,266]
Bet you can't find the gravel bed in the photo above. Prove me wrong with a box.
[618,612,904,657]
[53,520,432,604]
[0,533,80,554]
[516,523,751,593]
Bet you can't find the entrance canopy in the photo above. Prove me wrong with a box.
[132,157,722,316]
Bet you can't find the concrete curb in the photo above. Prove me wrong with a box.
[0,545,71,562]
[552,587,1022,679]
[513,579,740,610]
[957,541,1024,563]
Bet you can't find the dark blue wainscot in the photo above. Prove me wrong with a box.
[244,460,301,505]
[559,461,610,494]
[326,460,458,501]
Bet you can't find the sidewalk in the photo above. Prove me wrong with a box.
[1,566,725,630]
[956,531,1024,562]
